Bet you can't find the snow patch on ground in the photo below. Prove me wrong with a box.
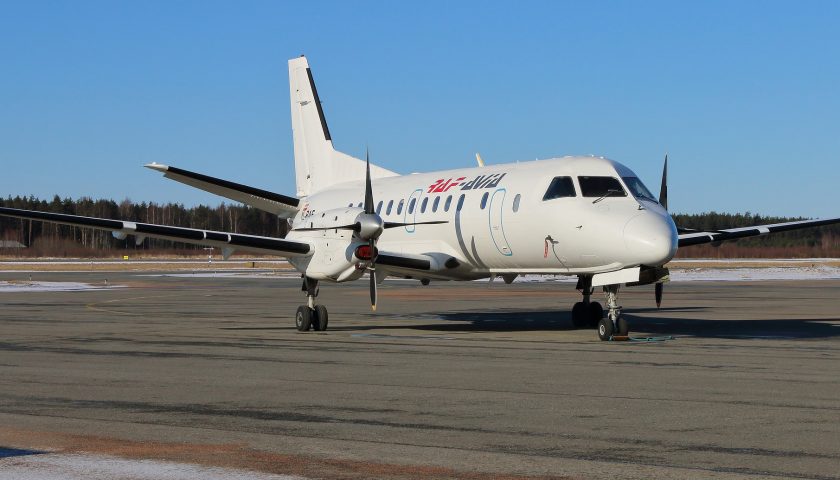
[137,272,300,279]
[0,281,121,292]
[512,266,840,283]
[0,453,304,480]
[670,266,840,281]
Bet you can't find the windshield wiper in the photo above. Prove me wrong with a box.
[592,189,622,204]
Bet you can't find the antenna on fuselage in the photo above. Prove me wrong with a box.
[475,153,485,167]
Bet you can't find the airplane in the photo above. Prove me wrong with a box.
[2,55,839,341]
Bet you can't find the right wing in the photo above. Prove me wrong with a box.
[0,207,311,257]
[678,217,840,247]
[145,163,300,218]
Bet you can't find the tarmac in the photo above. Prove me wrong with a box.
[0,271,839,479]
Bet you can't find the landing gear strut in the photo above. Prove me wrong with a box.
[597,284,628,341]
[296,277,328,332]
[572,275,604,329]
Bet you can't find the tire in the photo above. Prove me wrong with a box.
[571,302,587,328]
[295,305,312,332]
[587,302,604,328]
[597,317,614,341]
[616,316,629,336]
[314,305,329,331]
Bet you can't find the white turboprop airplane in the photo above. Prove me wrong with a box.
[2,56,839,340]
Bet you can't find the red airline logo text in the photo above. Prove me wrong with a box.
[427,177,466,193]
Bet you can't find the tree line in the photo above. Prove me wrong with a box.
[0,195,288,257]
[0,196,837,257]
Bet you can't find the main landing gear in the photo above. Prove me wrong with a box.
[296,277,329,332]
[572,276,628,341]
[571,276,603,329]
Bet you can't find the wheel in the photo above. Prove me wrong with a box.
[597,317,614,341]
[295,305,312,332]
[616,316,628,336]
[313,305,329,331]
[571,302,587,328]
[420,278,430,286]
[587,302,604,328]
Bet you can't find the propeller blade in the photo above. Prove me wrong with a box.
[370,267,377,311]
[369,237,378,311]
[293,223,360,232]
[658,154,668,210]
[383,220,449,229]
[364,149,374,215]
[655,282,663,308]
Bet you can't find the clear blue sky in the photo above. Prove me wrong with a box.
[1,1,838,218]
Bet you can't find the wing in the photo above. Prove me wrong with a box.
[145,163,300,218]
[0,207,311,257]
[678,217,840,247]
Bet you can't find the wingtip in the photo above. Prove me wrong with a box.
[144,163,169,172]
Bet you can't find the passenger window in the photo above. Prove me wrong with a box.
[348,203,353,207]
[432,196,440,212]
[386,200,393,215]
[357,202,363,208]
[513,194,521,212]
[456,194,465,211]
[543,177,576,200]
[480,192,489,209]
[578,176,627,198]
[444,195,452,212]
[397,199,404,215]
[409,198,416,214]
[376,201,383,214]
[421,197,428,213]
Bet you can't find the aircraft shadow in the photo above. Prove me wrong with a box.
[330,308,840,340]
[623,313,840,340]
[217,307,839,340]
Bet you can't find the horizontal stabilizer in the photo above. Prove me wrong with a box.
[145,163,300,218]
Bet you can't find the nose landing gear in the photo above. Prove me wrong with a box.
[597,284,628,341]
[573,276,629,340]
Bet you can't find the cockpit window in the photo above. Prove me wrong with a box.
[542,176,576,200]
[622,177,657,202]
[578,176,627,198]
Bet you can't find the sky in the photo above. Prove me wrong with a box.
[1,1,839,218]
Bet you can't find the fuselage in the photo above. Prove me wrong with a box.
[287,156,678,281]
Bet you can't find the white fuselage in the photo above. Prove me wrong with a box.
[286,156,678,282]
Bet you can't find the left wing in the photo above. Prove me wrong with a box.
[0,207,311,257]
[678,217,840,247]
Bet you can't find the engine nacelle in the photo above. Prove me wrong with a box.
[293,206,364,232]
[287,207,379,282]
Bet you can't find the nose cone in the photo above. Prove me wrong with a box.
[623,213,678,266]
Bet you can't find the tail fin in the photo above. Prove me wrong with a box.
[288,56,397,197]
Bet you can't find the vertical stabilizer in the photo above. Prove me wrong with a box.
[288,56,397,196]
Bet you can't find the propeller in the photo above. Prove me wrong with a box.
[655,154,668,308]
[362,149,380,311]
